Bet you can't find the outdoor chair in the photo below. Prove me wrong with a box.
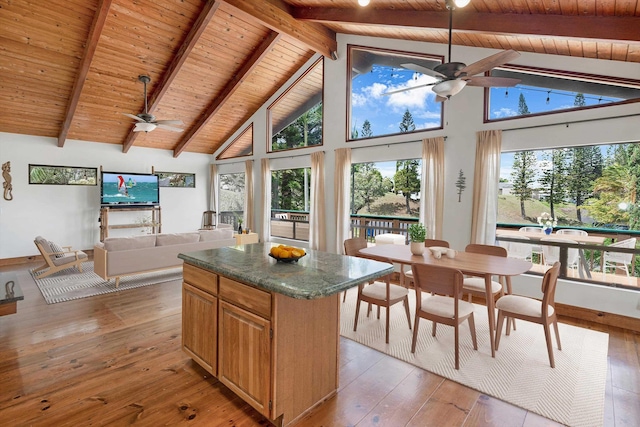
[602,237,637,277]
[33,236,88,279]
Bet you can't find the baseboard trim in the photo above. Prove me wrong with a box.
[0,250,94,267]
[555,302,640,333]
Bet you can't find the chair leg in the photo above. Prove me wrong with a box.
[543,322,556,368]
[411,315,420,353]
[454,323,460,370]
[553,320,562,351]
[385,306,390,344]
[403,297,412,330]
[468,313,478,350]
[495,310,505,350]
[353,297,362,332]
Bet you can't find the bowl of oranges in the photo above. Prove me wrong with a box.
[269,245,306,263]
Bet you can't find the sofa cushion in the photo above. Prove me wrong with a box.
[199,229,234,242]
[156,232,200,246]
[104,235,157,251]
[35,236,53,255]
[49,241,65,258]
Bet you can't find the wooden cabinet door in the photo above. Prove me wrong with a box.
[182,282,217,375]
[218,300,271,417]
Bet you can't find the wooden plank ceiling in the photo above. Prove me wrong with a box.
[0,0,638,157]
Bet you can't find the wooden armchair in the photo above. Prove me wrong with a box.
[33,236,88,279]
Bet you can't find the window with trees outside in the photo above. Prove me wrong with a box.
[498,142,640,279]
[348,45,444,141]
[271,168,311,241]
[268,58,323,153]
[350,159,422,239]
[218,173,245,228]
[486,65,640,121]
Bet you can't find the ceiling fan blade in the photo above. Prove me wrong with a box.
[400,63,446,79]
[455,50,521,77]
[465,76,521,87]
[154,119,184,126]
[383,82,438,96]
[156,123,184,132]
[122,113,146,122]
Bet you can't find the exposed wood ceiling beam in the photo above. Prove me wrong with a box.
[222,0,337,58]
[173,31,282,158]
[57,0,113,148]
[122,0,221,153]
[292,7,640,44]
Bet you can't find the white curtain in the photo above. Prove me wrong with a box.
[309,152,326,251]
[209,163,219,227]
[261,158,271,242]
[419,137,445,239]
[244,160,254,233]
[334,148,351,254]
[471,130,502,244]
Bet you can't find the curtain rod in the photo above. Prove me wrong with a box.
[350,136,447,151]
[501,112,640,133]
[267,150,325,161]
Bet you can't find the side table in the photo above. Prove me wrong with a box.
[1,273,24,316]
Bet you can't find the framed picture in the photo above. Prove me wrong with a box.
[156,172,196,188]
[29,164,97,185]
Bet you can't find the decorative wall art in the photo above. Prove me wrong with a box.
[2,161,13,200]
[156,172,195,188]
[455,169,466,202]
[29,164,97,185]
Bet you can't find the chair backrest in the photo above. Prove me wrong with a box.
[465,243,507,258]
[541,262,561,315]
[606,237,637,263]
[540,237,579,266]
[34,236,55,262]
[424,239,449,248]
[344,237,367,256]
[412,263,464,300]
[520,226,543,233]
[557,229,588,236]
[507,236,533,260]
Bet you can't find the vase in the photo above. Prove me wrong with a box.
[410,241,425,255]
[543,226,553,235]
[238,224,243,234]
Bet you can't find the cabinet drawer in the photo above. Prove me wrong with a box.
[183,263,218,295]
[219,277,271,319]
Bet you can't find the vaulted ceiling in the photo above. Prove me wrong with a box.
[1,0,638,157]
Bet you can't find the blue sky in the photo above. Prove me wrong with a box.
[350,64,620,138]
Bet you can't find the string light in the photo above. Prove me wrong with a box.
[546,90,551,104]
[505,89,509,98]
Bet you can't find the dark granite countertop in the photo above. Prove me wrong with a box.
[178,243,394,300]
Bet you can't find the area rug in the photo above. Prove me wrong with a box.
[340,287,608,427]
[30,261,182,304]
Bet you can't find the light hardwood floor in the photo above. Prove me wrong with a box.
[1,263,638,427]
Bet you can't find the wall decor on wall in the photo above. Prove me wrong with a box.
[29,164,97,185]
[455,169,466,202]
[2,161,13,200]
[156,172,195,188]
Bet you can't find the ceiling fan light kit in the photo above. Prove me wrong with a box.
[433,79,467,98]
[121,75,184,133]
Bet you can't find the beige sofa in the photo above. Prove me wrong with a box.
[94,229,236,287]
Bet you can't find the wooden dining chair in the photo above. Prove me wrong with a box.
[352,251,412,344]
[403,239,450,286]
[495,262,562,368]
[462,244,510,302]
[411,263,478,369]
[343,237,369,302]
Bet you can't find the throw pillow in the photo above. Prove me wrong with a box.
[49,241,65,258]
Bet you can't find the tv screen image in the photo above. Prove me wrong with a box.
[101,172,160,205]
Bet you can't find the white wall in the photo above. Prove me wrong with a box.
[214,34,640,319]
[0,133,212,258]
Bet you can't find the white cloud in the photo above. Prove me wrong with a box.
[492,107,517,118]
[351,92,368,108]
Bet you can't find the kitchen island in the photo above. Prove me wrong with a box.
[178,243,393,427]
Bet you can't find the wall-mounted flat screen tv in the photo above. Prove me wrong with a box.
[100,171,160,206]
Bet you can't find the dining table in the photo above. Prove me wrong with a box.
[359,244,532,357]
[495,229,606,278]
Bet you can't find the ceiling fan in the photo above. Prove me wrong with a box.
[121,75,184,133]
[385,0,521,102]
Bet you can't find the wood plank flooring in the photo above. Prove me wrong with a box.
[1,263,638,427]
